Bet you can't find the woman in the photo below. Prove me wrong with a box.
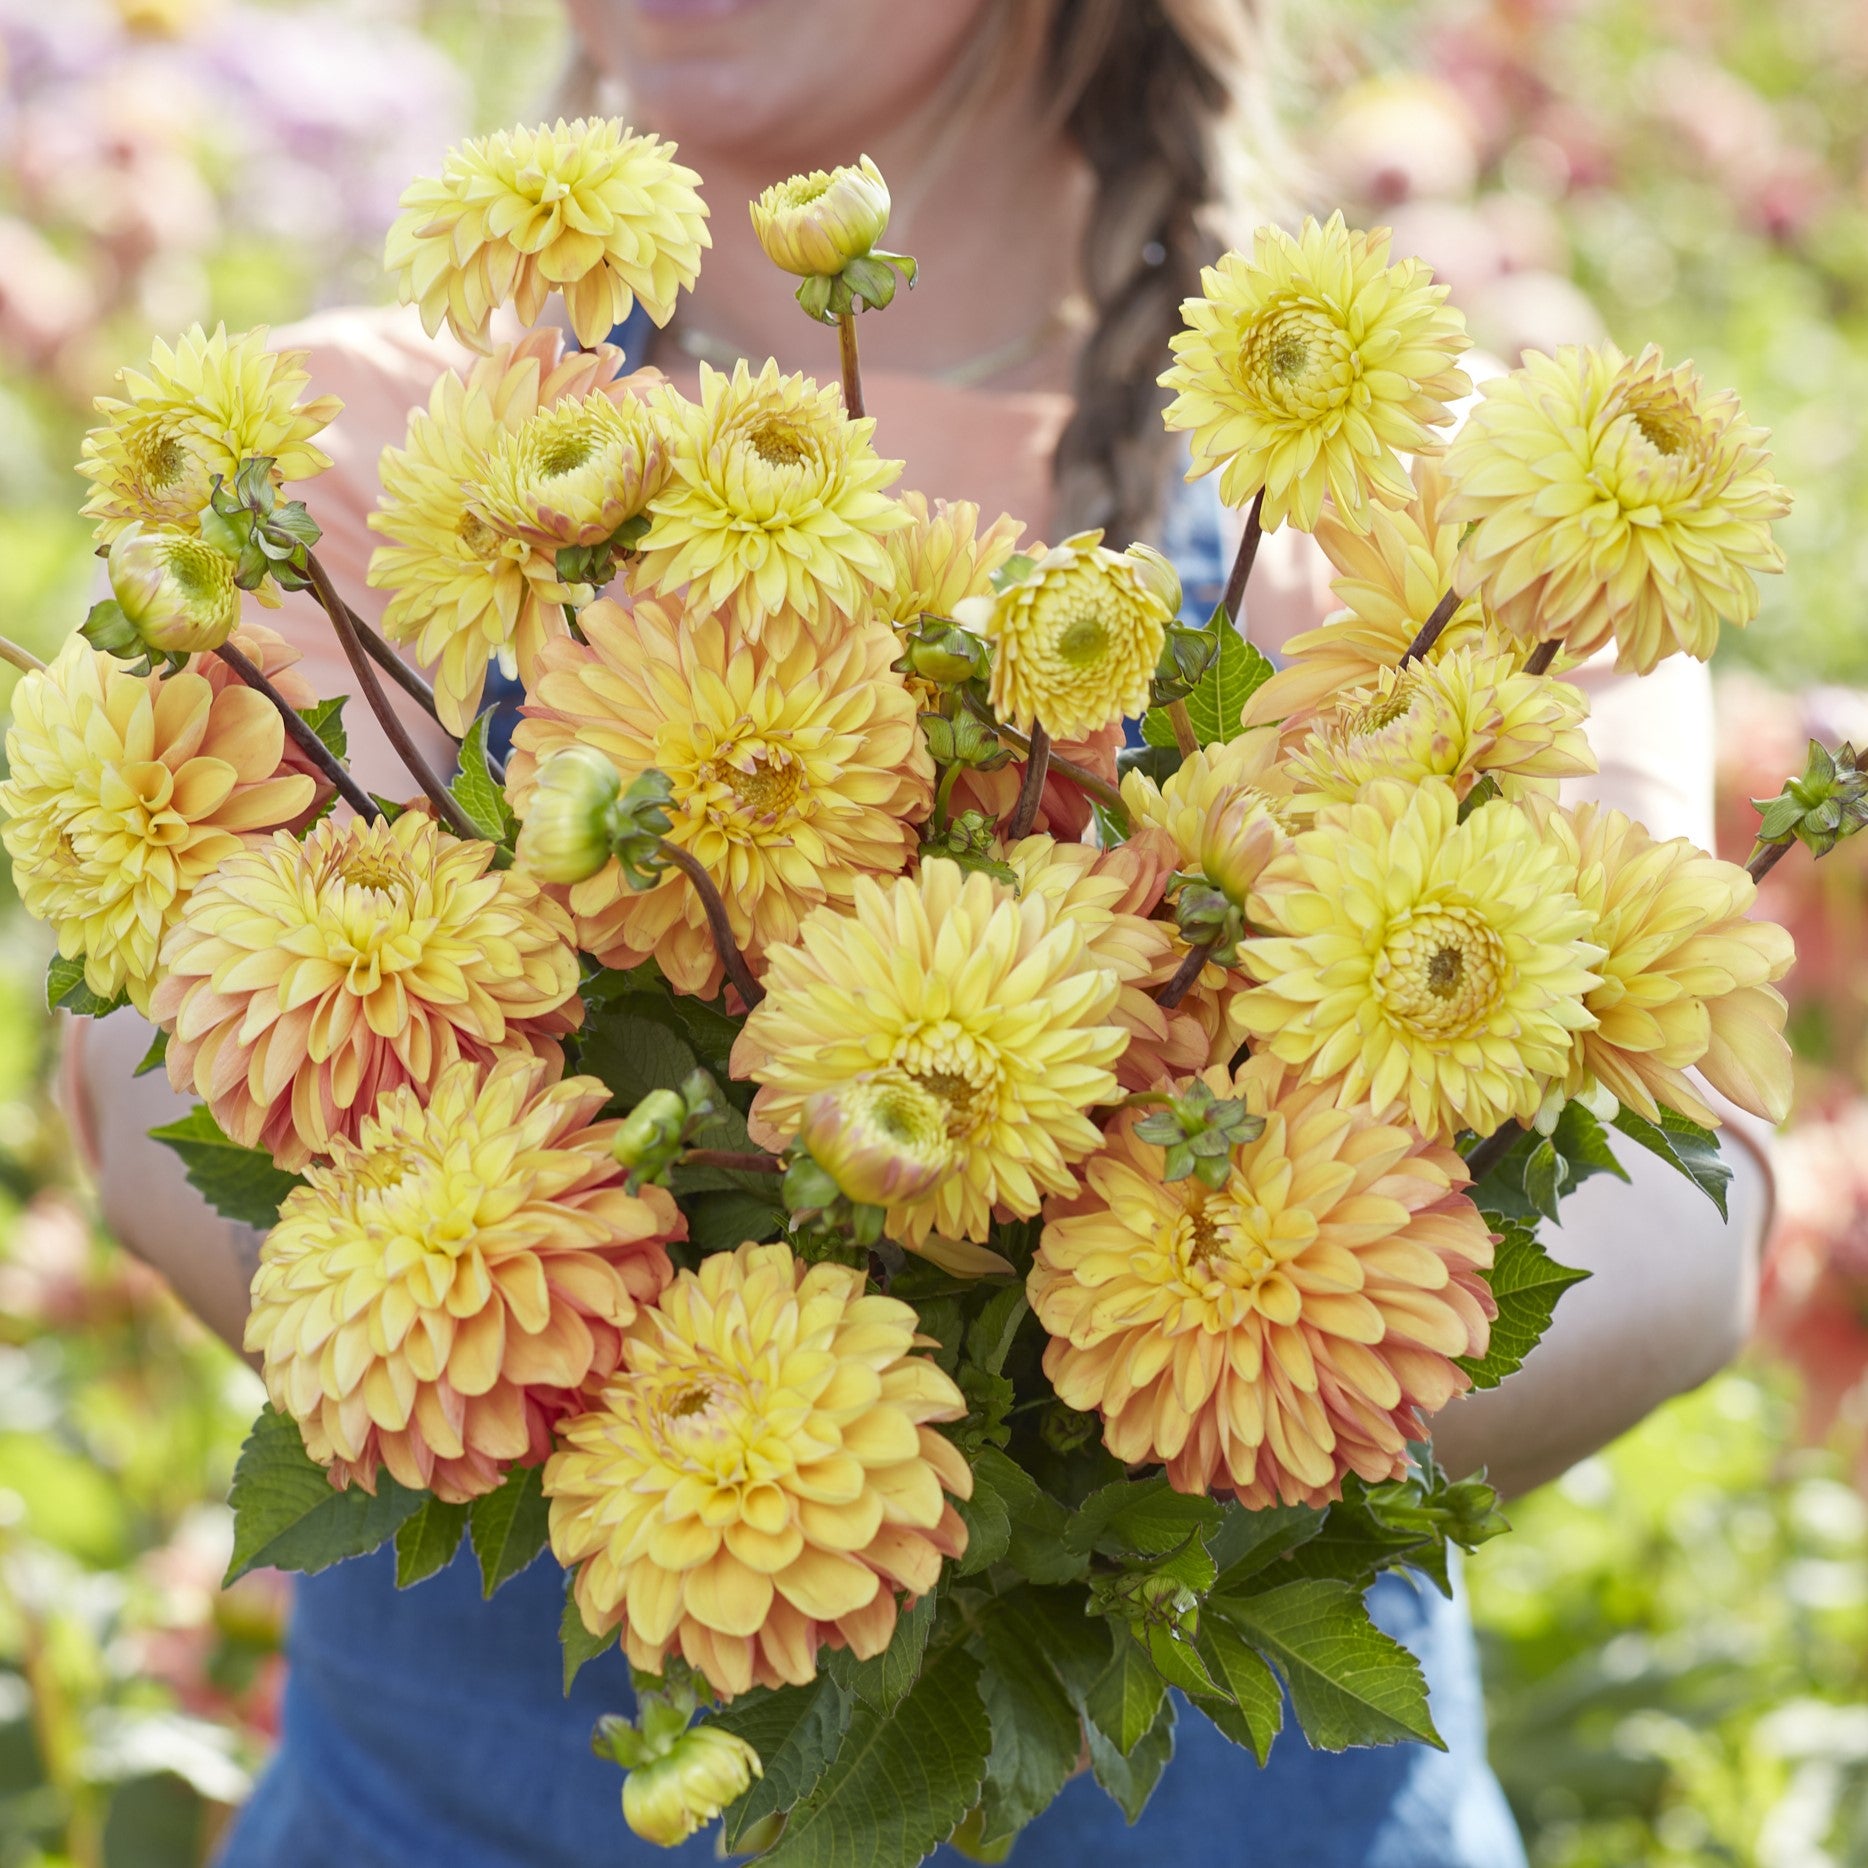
[66,3,1773,1863]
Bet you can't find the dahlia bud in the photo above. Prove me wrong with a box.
[515,745,623,885]
[1124,542,1183,618]
[621,1726,762,1849]
[798,1070,958,1209]
[612,1088,689,1186]
[903,617,991,690]
[104,523,241,659]
[750,156,891,279]
[1197,789,1283,907]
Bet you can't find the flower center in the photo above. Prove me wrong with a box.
[779,175,832,210]
[664,1379,716,1420]
[746,420,811,468]
[892,1022,1003,1142]
[163,538,228,608]
[1627,393,1699,459]
[457,510,502,559]
[1052,608,1109,670]
[697,744,806,826]
[126,421,189,491]
[1240,302,1355,419]
[1376,905,1509,1039]
[352,1144,418,1193]
[333,849,411,897]
[536,424,598,479]
[1343,679,1417,738]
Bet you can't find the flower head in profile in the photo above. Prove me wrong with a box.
[104,523,242,659]
[471,391,667,551]
[508,595,930,999]
[750,156,891,277]
[1161,214,1471,532]
[79,324,341,545]
[1030,1057,1496,1509]
[1242,456,1502,733]
[1281,636,1595,815]
[631,361,907,647]
[873,492,1025,634]
[798,1071,958,1210]
[248,1057,681,1502]
[152,811,583,1169]
[1234,779,1602,1142]
[732,861,1128,1247]
[954,532,1176,742]
[367,330,637,733]
[1445,344,1791,672]
[623,1727,763,1848]
[1547,800,1795,1126]
[546,1241,971,1698]
[1119,729,1287,872]
[0,638,316,1013]
[386,118,710,350]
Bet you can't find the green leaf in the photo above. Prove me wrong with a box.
[1467,1101,1628,1224]
[1185,626,1276,747]
[964,1286,1028,1377]
[825,1590,936,1713]
[295,695,348,764]
[559,1581,615,1695]
[1456,1216,1590,1391]
[1000,1485,1091,1586]
[134,1028,169,1077]
[973,1606,1083,1846]
[467,1464,550,1598]
[1084,1636,1167,1757]
[1263,1497,1428,1594]
[450,711,516,844]
[1116,740,1181,785]
[1144,1622,1219,1697]
[955,1447,1042,1577]
[683,1188,785,1251]
[1065,1473,1223,1559]
[1007,1585,1119,1707]
[1194,1619,1283,1764]
[1612,1104,1732,1220]
[1086,1694,1176,1824]
[711,1678,849,1849]
[1212,1580,1442,1752]
[394,1497,469,1588]
[581,992,700,1110]
[224,1404,421,1584]
[756,1642,990,1868]
[1208,1502,1325,1590]
[149,1104,304,1230]
[45,954,127,1018]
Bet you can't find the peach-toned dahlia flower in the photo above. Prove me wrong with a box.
[0,637,317,1014]
[1030,1057,1496,1509]
[733,861,1128,1247]
[248,1057,681,1502]
[546,1241,971,1698]
[873,492,1025,632]
[1547,799,1795,1126]
[508,595,929,999]
[152,811,582,1170]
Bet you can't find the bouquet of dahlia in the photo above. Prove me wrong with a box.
[2,117,1854,1861]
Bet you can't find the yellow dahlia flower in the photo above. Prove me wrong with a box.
[750,156,891,277]
[508,595,930,1000]
[624,1727,762,1847]
[151,811,583,1170]
[248,1056,681,1502]
[367,332,637,734]
[732,862,1128,1248]
[0,638,316,1014]
[1444,344,1791,672]
[1160,214,1471,532]
[79,324,341,546]
[1118,729,1288,869]
[630,361,907,647]
[1234,779,1602,1142]
[1242,456,1502,733]
[1546,800,1795,1126]
[874,492,1025,631]
[1281,636,1595,815]
[386,118,710,350]
[470,391,667,552]
[546,1241,971,1698]
[1030,1057,1496,1510]
[953,532,1175,742]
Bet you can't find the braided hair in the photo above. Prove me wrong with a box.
[1044,0,1290,546]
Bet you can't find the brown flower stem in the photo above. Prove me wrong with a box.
[974,704,1129,824]
[653,839,765,1007]
[1746,841,1791,883]
[303,548,480,841]
[1156,939,1216,1010]
[347,606,448,732]
[1006,723,1052,840]
[837,312,865,420]
[215,640,379,821]
[1523,639,1561,677]
[1461,1124,1524,1184]
[1217,489,1265,633]
[0,635,46,675]
[679,1149,784,1175]
[1166,699,1199,758]
[1399,588,1462,667]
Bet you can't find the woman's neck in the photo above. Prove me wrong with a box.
[659,85,1091,394]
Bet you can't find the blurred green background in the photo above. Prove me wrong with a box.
[2,2,1867,1864]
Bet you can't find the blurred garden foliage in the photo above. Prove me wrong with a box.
[3,1,1868,1864]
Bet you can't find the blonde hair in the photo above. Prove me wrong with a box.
[560,0,1293,545]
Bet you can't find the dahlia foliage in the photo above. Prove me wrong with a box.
[4,121,1847,1864]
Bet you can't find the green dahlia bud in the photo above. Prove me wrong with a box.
[750,155,891,278]
[612,1089,689,1184]
[515,746,623,885]
[106,522,241,657]
[622,1726,762,1849]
